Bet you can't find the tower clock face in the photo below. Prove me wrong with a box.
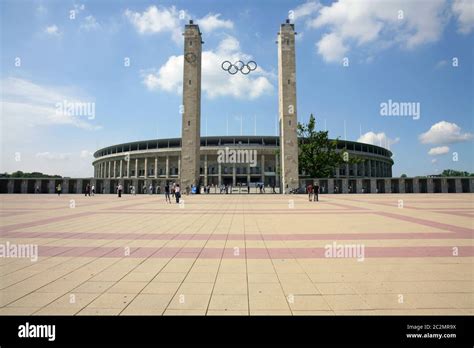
[185,52,196,63]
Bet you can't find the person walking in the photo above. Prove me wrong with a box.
[91,185,95,196]
[149,184,153,195]
[314,184,320,202]
[307,183,313,201]
[56,183,62,197]
[164,182,171,204]
[175,184,181,203]
[85,184,91,197]
[117,183,123,198]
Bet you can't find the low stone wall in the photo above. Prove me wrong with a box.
[0,177,472,194]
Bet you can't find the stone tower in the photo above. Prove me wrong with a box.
[180,20,202,188]
[278,20,299,193]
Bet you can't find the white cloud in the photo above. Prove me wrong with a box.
[419,121,473,144]
[316,33,348,62]
[197,13,233,32]
[291,1,321,22]
[80,15,100,31]
[431,158,438,164]
[428,146,450,155]
[0,77,101,144]
[45,25,60,36]
[358,131,400,148]
[125,6,234,43]
[141,36,274,100]
[452,0,474,34]
[124,5,182,43]
[307,0,449,62]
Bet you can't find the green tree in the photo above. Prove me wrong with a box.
[440,169,472,177]
[400,174,407,178]
[297,114,359,178]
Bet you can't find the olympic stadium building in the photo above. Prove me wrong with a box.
[90,135,395,194]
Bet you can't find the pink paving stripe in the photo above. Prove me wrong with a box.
[0,212,93,233]
[1,231,467,241]
[374,211,473,236]
[35,245,474,259]
[431,210,474,218]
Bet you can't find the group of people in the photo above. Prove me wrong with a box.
[306,183,320,202]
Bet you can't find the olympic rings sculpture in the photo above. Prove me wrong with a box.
[221,60,257,75]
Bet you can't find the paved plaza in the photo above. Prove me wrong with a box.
[0,193,472,315]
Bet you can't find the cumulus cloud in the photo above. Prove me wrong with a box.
[291,1,321,22]
[1,78,101,132]
[197,13,233,32]
[452,0,474,34]
[307,0,449,62]
[316,33,348,62]
[428,146,450,155]
[125,6,234,43]
[419,121,473,144]
[141,36,274,100]
[124,5,183,42]
[358,131,400,148]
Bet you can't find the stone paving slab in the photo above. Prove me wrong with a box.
[0,193,472,315]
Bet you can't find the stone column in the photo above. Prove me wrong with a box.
[441,178,448,193]
[399,178,406,193]
[370,179,377,194]
[135,158,138,178]
[413,178,420,193]
[384,179,391,193]
[345,163,349,178]
[353,163,358,177]
[166,156,170,179]
[232,163,236,186]
[119,160,123,178]
[21,180,28,193]
[455,178,462,193]
[356,179,363,193]
[63,179,69,194]
[342,178,348,193]
[261,154,265,183]
[204,155,208,186]
[368,160,372,177]
[7,180,14,193]
[247,163,251,186]
[76,179,83,194]
[154,157,158,178]
[275,153,280,188]
[127,158,130,178]
[48,180,56,193]
[113,161,116,178]
[108,161,111,178]
[178,157,181,179]
[328,178,334,194]
[218,162,222,186]
[427,178,434,193]
[104,180,110,194]
[144,158,148,179]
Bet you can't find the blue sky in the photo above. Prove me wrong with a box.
[1,0,473,177]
